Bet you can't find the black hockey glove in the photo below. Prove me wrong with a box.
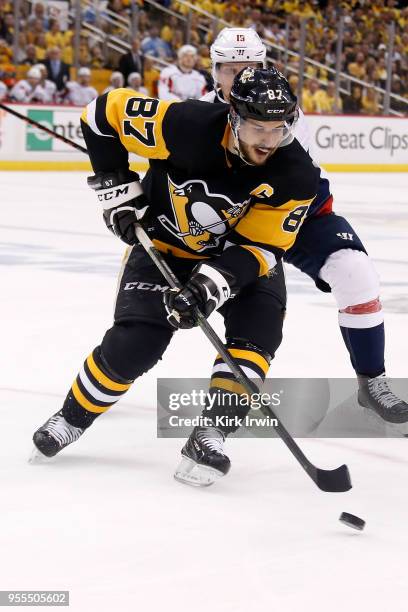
[87,170,150,245]
[164,263,235,329]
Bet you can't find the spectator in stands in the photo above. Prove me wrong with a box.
[78,31,91,67]
[0,12,14,45]
[0,79,7,101]
[264,22,285,46]
[89,44,105,69]
[9,66,48,103]
[33,63,56,103]
[313,81,342,114]
[197,44,211,71]
[160,16,178,45]
[141,24,172,60]
[19,43,37,65]
[118,37,143,83]
[26,18,45,46]
[195,50,212,92]
[342,85,363,114]
[376,58,388,88]
[64,67,97,106]
[35,33,48,61]
[28,3,49,30]
[0,37,12,64]
[45,19,66,50]
[142,57,160,97]
[42,46,70,91]
[158,45,207,100]
[390,76,408,114]
[347,51,367,80]
[361,86,380,115]
[102,71,124,94]
[169,29,184,56]
[13,33,28,64]
[288,74,299,95]
[301,78,321,112]
[127,72,148,95]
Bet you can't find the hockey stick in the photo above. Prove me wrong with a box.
[134,223,352,493]
[6,104,351,492]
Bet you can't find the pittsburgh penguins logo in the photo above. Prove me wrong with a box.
[158,177,250,252]
[239,67,255,83]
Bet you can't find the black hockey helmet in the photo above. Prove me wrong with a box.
[230,67,298,124]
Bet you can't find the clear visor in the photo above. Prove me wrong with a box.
[237,117,294,149]
[214,62,263,91]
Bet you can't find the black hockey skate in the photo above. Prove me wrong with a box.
[358,374,408,434]
[30,410,85,462]
[174,426,231,487]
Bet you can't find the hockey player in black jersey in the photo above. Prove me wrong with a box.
[203,27,408,434]
[31,68,317,483]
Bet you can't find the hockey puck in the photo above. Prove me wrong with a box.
[339,512,365,531]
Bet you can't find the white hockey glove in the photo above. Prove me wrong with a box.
[87,170,150,245]
[164,263,235,329]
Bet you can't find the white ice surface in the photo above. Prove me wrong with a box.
[1,171,408,611]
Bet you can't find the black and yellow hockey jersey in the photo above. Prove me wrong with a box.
[81,89,320,285]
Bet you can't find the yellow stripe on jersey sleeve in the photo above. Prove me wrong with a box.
[234,199,314,252]
[104,89,176,159]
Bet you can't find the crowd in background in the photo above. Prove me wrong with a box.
[0,0,406,114]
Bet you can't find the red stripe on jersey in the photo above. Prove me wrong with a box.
[316,195,333,216]
[341,298,382,314]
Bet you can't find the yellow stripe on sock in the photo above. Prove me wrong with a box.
[210,377,249,396]
[72,381,112,414]
[216,349,269,375]
[87,353,131,392]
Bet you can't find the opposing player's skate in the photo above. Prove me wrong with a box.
[30,410,85,462]
[174,426,231,487]
[358,374,408,435]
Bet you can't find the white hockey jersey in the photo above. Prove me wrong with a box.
[43,79,57,104]
[65,82,98,106]
[159,64,206,101]
[9,80,48,103]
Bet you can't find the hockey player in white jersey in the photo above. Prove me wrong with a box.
[65,67,98,106]
[158,44,207,101]
[200,27,408,436]
[33,63,57,104]
[9,67,48,103]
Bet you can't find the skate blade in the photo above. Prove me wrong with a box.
[174,456,224,487]
[29,446,53,464]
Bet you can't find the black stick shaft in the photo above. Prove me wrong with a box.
[0,101,88,154]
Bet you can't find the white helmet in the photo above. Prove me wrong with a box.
[210,28,266,80]
[27,67,42,80]
[177,44,197,59]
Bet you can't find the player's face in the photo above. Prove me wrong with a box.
[216,62,262,101]
[237,118,289,165]
[179,52,196,71]
[28,77,40,87]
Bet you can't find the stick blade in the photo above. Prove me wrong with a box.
[315,464,352,492]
